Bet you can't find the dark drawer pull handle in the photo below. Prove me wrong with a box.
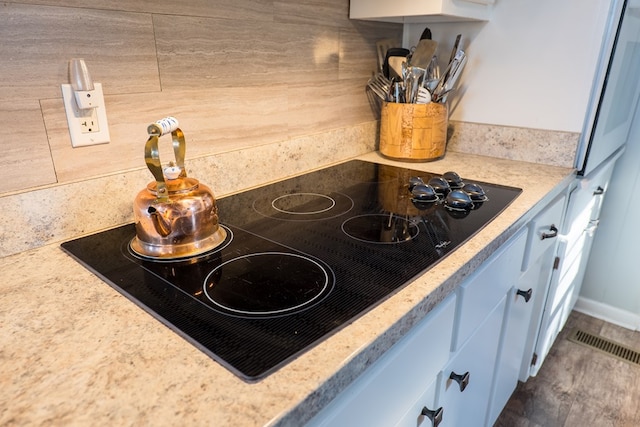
[541,225,558,240]
[517,288,533,303]
[421,406,443,427]
[593,186,604,195]
[449,371,470,392]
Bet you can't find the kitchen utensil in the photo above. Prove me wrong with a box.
[416,86,432,104]
[439,52,467,103]
[442,34,462,84]
[383,47,410,79]
[420,26,433,40]
[131,117,227,259]
[404,65,426,103]
[432,50,465,102]
[427,55,440,81]
[367,73,392,101]
[387,56,406,80]
[391,80,405,103]
[410,38,438,70]
[449,34,462,66]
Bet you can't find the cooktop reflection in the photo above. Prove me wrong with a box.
[61,160,522,382]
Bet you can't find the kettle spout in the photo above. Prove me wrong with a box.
[148,206,172,237]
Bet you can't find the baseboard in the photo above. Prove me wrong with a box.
[574,296,640,331]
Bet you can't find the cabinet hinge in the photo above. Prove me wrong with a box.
[553,256,560,270]
[531,352,538,366]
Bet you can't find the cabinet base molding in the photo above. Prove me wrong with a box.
[574,297,640,331]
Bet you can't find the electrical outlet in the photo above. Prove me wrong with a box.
[80,108,100,133]
[61,82,110,147]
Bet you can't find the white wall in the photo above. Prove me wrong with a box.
[405,0,612,132]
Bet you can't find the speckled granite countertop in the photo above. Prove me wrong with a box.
[0,151,575,427]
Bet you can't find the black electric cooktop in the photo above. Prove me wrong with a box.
[61,160,521,382]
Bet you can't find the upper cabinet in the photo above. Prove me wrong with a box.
[349,0,494,23]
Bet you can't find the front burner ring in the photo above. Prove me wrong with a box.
[203,252,334,318]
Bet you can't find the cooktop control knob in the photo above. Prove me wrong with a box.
[443,171,464,189]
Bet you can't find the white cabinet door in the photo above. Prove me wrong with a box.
[487,282,537,425]
[520,193,567,378]
[306,295,456,427]
[437,296,507,427]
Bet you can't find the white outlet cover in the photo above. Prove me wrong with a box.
[61,83,110,147]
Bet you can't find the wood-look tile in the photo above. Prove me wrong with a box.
[562,310,605,336]
[11,0,275,22]
[533,333,591,394]
[339,21,403,79]
[42,87,290,182]
[0,4,160,99]
[500,377,573,427]
[286,79,377,136]
[563,399,619,427]
[575,355,629,406]
[0,100,57,194]
[599,320,640,350]
[273,0,350,27]
[495,406,544,427]
[616,369,640,426]
[153,15,342,89]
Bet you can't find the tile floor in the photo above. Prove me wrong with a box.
[495,310,640,426]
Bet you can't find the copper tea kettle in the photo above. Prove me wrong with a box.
[130,117,227,259]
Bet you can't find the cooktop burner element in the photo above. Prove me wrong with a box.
[253,191,353,221]
[203,252,333,317]
[342,214,420,244]
[61,160,522,382]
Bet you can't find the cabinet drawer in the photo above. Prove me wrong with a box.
[453,228,527,350]
[523,193,565,271]
[306,295,456,427]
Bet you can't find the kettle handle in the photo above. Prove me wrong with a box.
[145,117,187,201]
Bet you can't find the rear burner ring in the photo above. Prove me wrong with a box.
[253,191,354,221]
[203,252,333,318]
[272,193,335,215]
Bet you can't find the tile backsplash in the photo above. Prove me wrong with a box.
[1,0,401,194]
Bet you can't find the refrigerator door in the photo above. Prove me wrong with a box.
[577,0,640,176]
